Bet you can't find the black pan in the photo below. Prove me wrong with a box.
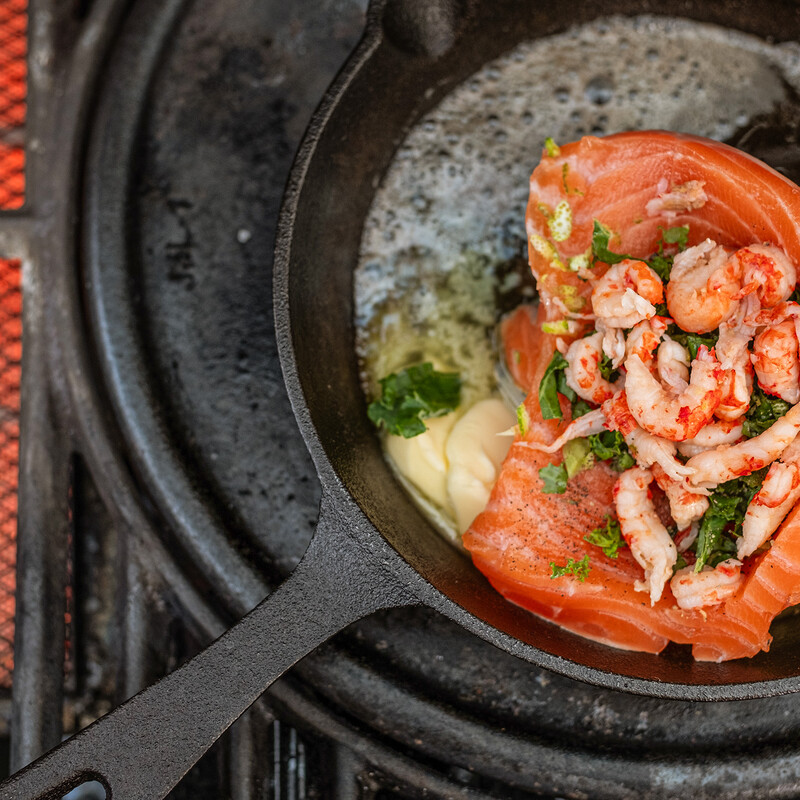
[7,0,800,797]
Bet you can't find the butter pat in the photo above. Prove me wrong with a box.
[385,413,457,512]
[446,398,516,533]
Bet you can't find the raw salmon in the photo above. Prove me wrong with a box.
[463,131,800,661]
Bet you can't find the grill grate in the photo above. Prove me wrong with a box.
[0,0,25,690]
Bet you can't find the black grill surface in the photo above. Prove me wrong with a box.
[13,0,800,797]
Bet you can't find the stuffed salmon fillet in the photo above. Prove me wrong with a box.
[463,131,800,661]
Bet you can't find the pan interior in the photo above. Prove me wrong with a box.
[334,14,800,687]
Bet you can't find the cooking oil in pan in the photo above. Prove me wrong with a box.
[354,14,800,540]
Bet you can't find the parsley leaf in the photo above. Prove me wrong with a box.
[591,221,631,265]
[598,352,620,382]
[693,469,767,571]
[588,430,636,472]
[743,385,792,439]
[550,555,591,581]
[666,325,719,360]
[591,221,689,285]
[661,225,689,249]
[539,463,568,494]
[539,351,572,420]
[584,515,626,559]
[648,254,673,283]
[367,363,460,438]
[572,399,593,418]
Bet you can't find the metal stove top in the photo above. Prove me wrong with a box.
[10,0,800,797]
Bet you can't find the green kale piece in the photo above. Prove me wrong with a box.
[584,515,626,559]
[550,555,591,581]
[539,463,568,494]
[367,363,460,438]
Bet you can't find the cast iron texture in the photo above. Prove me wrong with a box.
[11,0,800,797]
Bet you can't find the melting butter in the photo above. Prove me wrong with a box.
[446,399,516,533]
[386,398,516,538]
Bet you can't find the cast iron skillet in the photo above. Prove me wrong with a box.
[7,0,800,797]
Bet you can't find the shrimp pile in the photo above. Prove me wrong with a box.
[525,238,800,609]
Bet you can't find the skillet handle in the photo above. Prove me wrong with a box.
[0,495,416,800]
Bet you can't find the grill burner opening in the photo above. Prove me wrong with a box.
[11,0,800,796]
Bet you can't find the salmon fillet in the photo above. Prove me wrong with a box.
[464,131,800,661]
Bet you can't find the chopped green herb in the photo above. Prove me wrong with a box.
[584,515,626,559]
[550,555,591,581]
[598,352,620,382]
[588,430,636,472]
[666,325,719,360]
[516,403,530,436]
[558,284,585,312]
[563,438,594,478]
[548,200,573,242]
[648,254,673,282]
[693,469,768,571]
[591,220,689,281]
[591,220,630,265]
[568,249,592,276]
[743,386,792,438]
[542,320,571,334]
[538,350,572,420]
[367,363,460,438]
[539,463,568,494]
[571,398,593,418]
[672,552,688,574]
[661,225,689,249]
[544,137,561,157]
[530,233,567,271]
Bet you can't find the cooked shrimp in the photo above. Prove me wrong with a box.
[626,317,669,373]
[674,521,700,553]
[738,436,800,559]
[657,336,690,393]
[624,346,724,441]
[752,319,800,404]
[651,463,709,531]
[665,239,737,333]
[670,559,743,610]
[522,408,606,454]
[614,467,677,605]
[733,244,796,309]
[597,321,626,369]
[676,419,744,459]
[590,259,663,328]
[715,293,757,420]
[563,331,621,404]
[686,402,800,488]
[602,391,692,480]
